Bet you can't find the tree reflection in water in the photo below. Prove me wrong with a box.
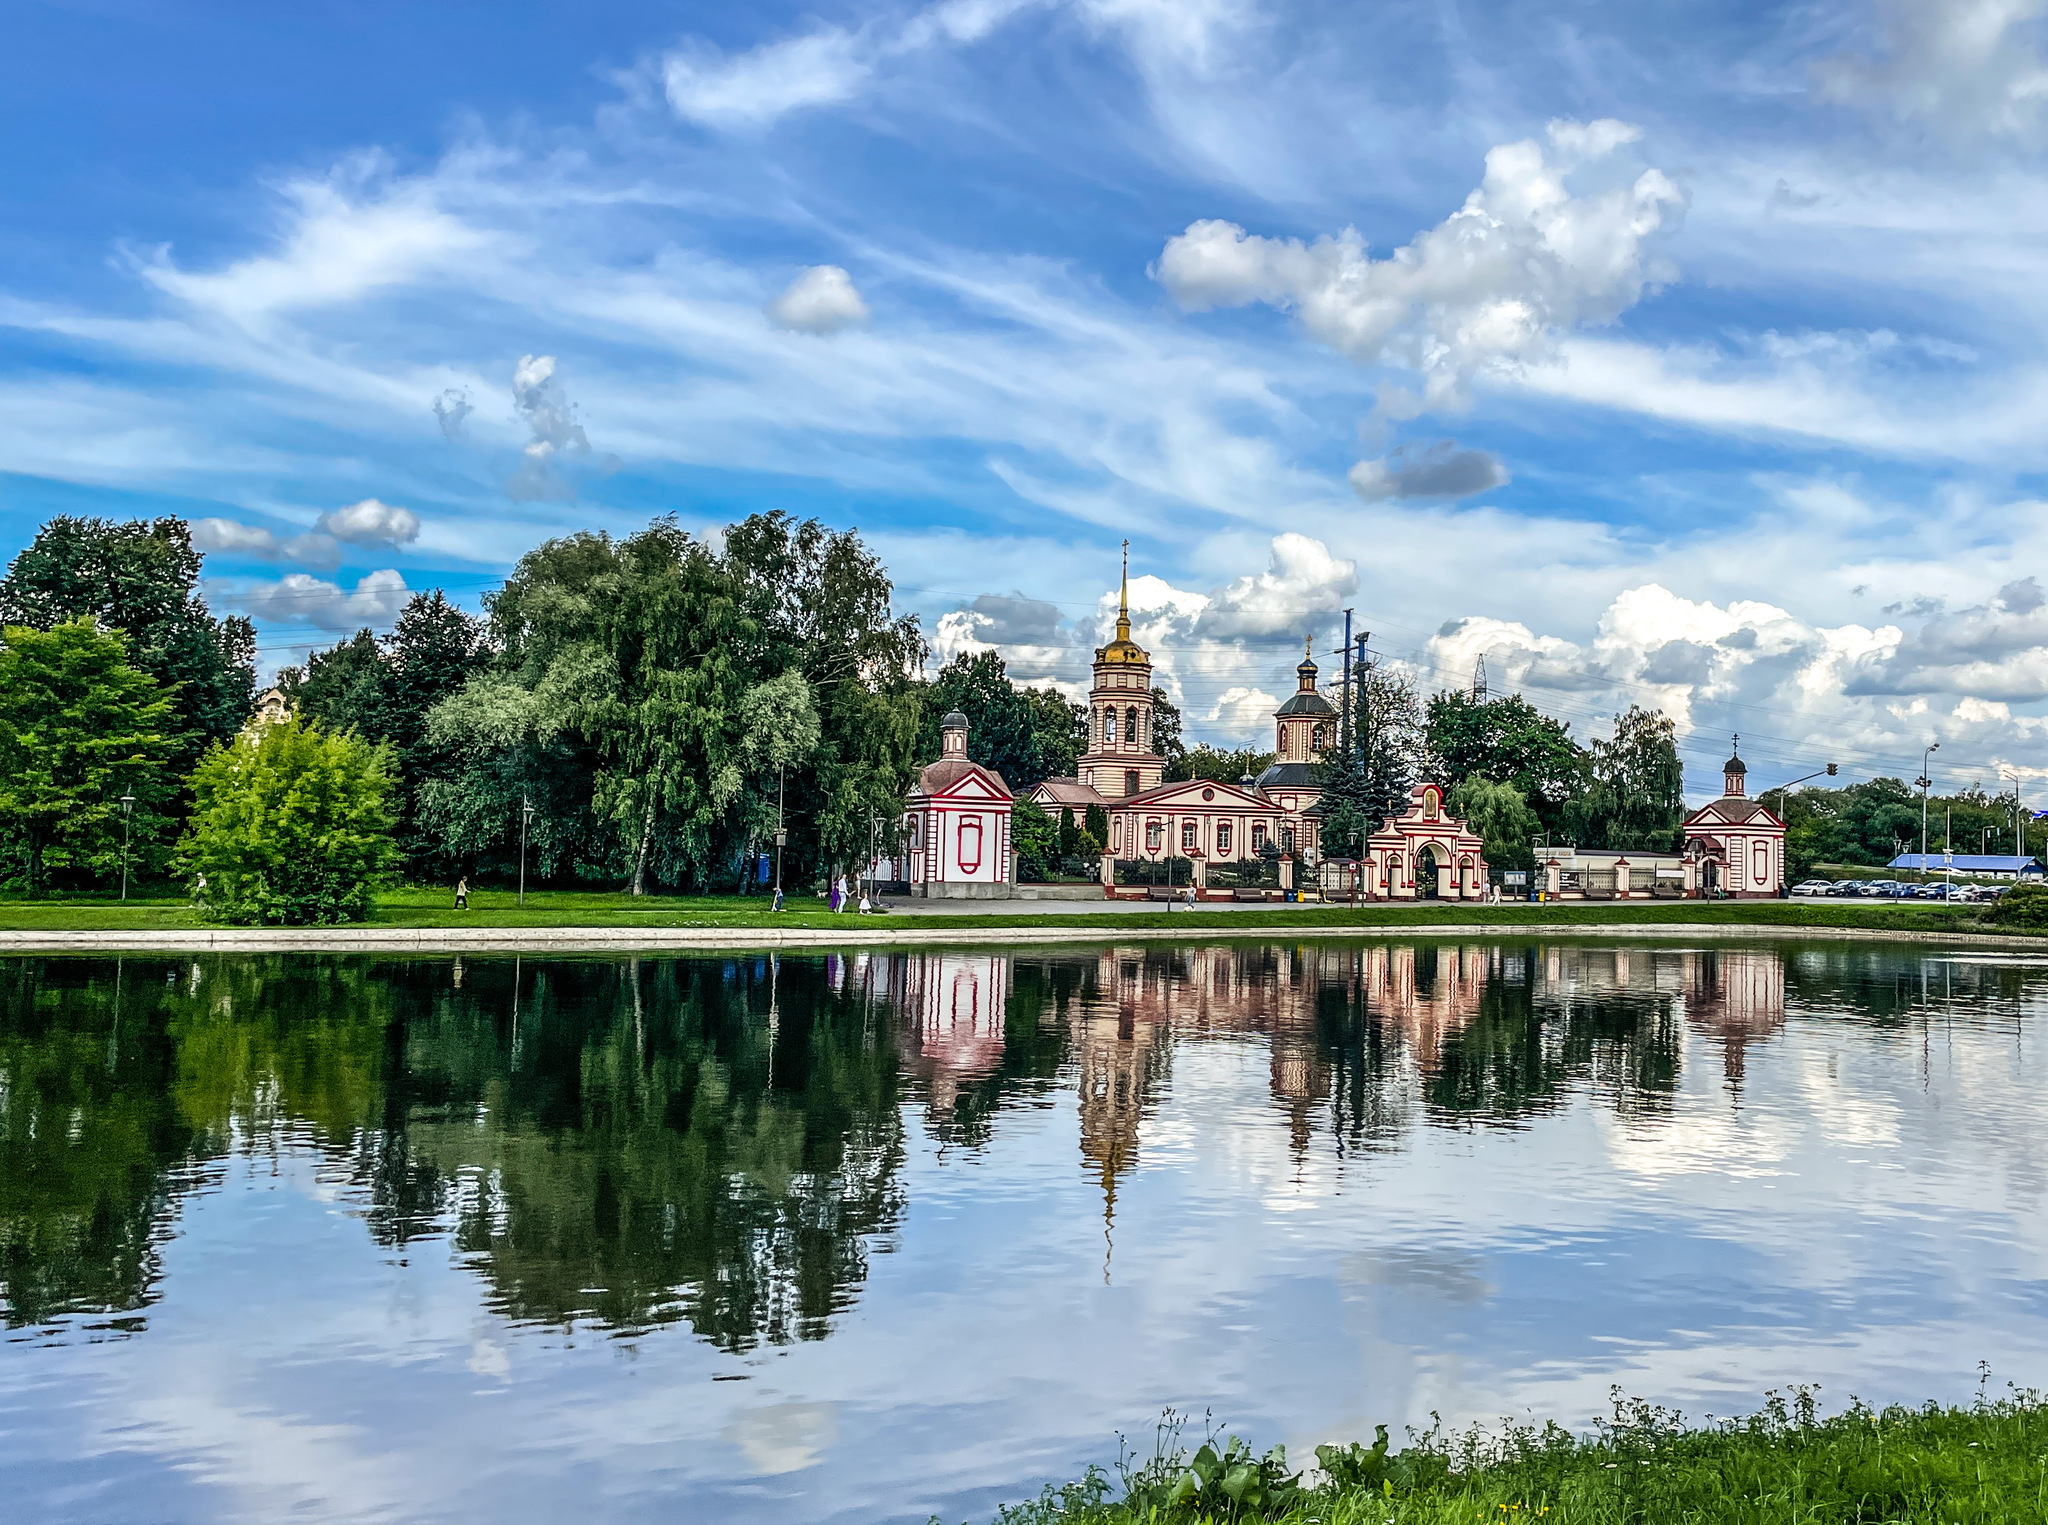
[5,940,2023,1347]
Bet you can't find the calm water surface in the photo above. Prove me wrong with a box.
[3,941,2046,1523]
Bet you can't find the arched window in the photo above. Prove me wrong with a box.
[1281,826,1295,853]
[1145,820,1163,852]
[1251,823,1267,853]
[1181,820,1198,852]
[1126,706,1138,748]
[1217,823,1233,856]
[1105,708,1118,744]
[1312,723,1328,751]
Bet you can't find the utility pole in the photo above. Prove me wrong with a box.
[1339,607,1353,761]
[1918,742,1940,877]
[773,765,787,904]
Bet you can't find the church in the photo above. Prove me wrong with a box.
[1026,552,1340,886]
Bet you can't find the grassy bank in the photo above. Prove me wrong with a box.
[0,887,2030,939]
[995,1388,2048,1524]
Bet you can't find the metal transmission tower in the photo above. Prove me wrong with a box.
[1471,654,1489,702]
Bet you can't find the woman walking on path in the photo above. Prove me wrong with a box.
[455,876,469,911]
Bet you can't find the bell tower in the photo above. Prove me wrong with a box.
[1077,541,1164,799]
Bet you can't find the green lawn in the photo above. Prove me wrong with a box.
[995,1388,2048,1524]
[0,886,2027,938]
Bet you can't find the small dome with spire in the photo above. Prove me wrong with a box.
[1094,540,1150,666]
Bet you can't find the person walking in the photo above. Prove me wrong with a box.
[455,876,469,911]
[836,873,851,912]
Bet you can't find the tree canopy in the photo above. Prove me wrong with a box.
[0,619,175,894]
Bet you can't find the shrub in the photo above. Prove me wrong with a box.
[1988,881,2048,929]
[178,718,397,924]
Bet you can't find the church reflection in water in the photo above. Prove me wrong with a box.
[0,938,1873,1351]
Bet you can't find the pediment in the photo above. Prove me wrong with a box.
[1128,780,1270,810]
[932,769,1009,801]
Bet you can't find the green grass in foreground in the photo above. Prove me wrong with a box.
[991,1388,2048,1525]
[0,886,2030,937]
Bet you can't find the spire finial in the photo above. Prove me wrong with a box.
[1305,633,1313,660]
[1115,540,1132,642]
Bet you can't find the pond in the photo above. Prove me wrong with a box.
[3,940,2046,1523]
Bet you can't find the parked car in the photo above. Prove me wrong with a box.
[1921,882,1964,900]
[1791,879,1833,897]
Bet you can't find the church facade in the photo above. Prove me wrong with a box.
[1027,555,1343,888]
[1681,741,1786,898]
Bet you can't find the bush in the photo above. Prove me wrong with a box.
[1987,881,2048,929]
[178,718,397,924]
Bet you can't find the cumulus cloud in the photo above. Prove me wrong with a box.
[931,534,1359,739]
[316,497,421,547]
[238,570,411,631]
[1425,582,2048,795]
[766,265,871,335]
[1817,0,2048,139]
[1154,120,1685,415]
[191,517,341,571]
[508,354,592,502]
[1349,441,1510,500]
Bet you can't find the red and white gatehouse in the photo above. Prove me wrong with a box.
[1681,741,1786,898]
[1359,783,1490,900]
[886,711,1017,899]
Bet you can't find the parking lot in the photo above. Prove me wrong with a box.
[1791,877,2020,902]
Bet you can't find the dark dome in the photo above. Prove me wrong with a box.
[1275,690,1337,717]
[1724,751,1746,774]
[941,710,969,729]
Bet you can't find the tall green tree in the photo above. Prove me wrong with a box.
[1567,705,1686,850]
[0,517,254,778]
[1171,743,1273,784]
[1448,773,1541,873]
[179,719,397,924]
[1425,690,1588,836]
[1356,663,1426,829]
[1149,687,1185,772]
[0,620,174,894]
[281,593,488,880]
[917,649,1077,792]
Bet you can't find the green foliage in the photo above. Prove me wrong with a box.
[1425,690,1587,836]
[918,649,1083,792]
[1988,881,2048,928]
[1084,802,1109,848]
[1172,743,1272,784]
[1449,773,1541,873]
[1149,686,1185,770]
[1356,664,1425,827]
[1012,798,1058,879]
[178,719,397,924]
[1567,705,1685,852]
[996,1385,2048,1525]
[280,592,489,880]
[0,620,175,894]
[0,516,254,779]
[1781,776,2031,875]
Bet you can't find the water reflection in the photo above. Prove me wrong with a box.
[1,940,2037,1350]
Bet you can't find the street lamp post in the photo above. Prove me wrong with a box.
[772,764,787,908]
[1918,742,1940,878]
[519,795,535,906]
[118,794,135,902]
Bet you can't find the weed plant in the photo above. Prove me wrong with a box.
[985,1380,2048,1525]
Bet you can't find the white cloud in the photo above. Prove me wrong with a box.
[140,160,494,324]
[238,570,411,631]
[508,354,592,502]
[661,0,1043,130]
[191,517,343,571]
[316,497,421,547]
[1818,0,2048,139]
[766,266,871,335]
[1155,120,1685,415]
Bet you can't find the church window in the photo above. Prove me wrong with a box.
[1251,824,1267,853]
[1313,724,1328,751]
[1125,706,1138,747]
[1146,820,1163,852]
[1217,823,1232,855]
[1281,826,1295,853]
[1125,769,1139,796]
[1182,820,1198,852]
[1105,709,1118,744]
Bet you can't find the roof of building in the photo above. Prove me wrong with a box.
[916,757,1012,798]
[1889,853,2044,872]
[1032,778,1109,810]
[1275,690,1337,718]
[1685,796,1782,828]
[1253,761,1322,790]
[940,709,969,729]
[1119,777,1272,809]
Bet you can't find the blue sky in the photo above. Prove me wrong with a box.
[6,0,2048,800]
